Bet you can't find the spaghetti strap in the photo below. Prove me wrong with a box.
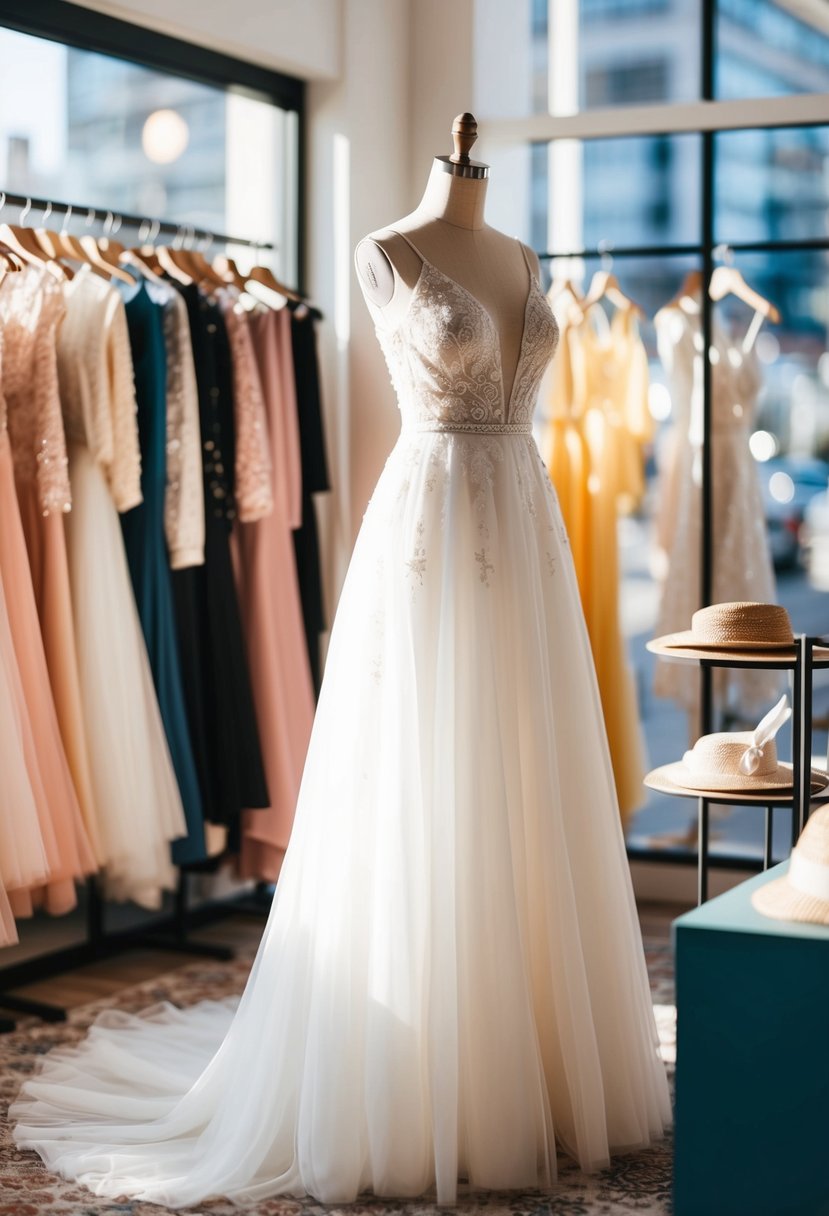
[516,237,535,277]
[386,229,430,264]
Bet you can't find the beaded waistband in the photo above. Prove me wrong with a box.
[402,420,533,435]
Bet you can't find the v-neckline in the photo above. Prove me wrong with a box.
[383,234,537,419]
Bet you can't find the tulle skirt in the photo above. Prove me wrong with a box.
[61,442,186,909]
[13,430,671,1206]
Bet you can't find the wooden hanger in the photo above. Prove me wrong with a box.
[0,197,67,279]
[67,211,134,285]
[213,253,249,292]
[32,201,65,264]
[184,237,229,291]
[154,225,197,285]
[153,226,224,291]
[88,212,126,270]
[245,246,304,304]
[709,264,780,323]
[50,206,93,271]
[659,265,780,324]
[583,268,644,318]
[0,242,23,273]
[121,218,163,279]
[547,268,586,324]
[659,268,703,314]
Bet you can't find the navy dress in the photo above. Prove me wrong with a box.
[119,281,207,865]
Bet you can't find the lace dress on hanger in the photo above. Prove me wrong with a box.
[653,304,780,716]
[55,266,186,909]
[0,268,96,916]
[0,319,53,932]
[13,236,670,1206]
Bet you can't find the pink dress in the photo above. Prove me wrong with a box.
[0,274,94,918]
[0,324,50,940]
[232,306,314,880]
[1,267,104,865]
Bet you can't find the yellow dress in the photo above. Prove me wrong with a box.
[542,300,652,825]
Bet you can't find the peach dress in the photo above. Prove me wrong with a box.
[0,273,95,917]
[1,267,104,864]
[0,320,50,937]
[232,305,314,880]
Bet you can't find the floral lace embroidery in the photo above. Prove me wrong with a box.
[406,519,427,586]
[0,266,71,515]
[370,241,561,593]
[515,455,537,521]
[509,285,560,429]
[375,253,558,435]
[475,548,495,586]
[459,437,503,541]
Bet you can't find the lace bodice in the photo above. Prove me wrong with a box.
[374,233,559,434]
[57,267,142,513]
[0,266,71,514]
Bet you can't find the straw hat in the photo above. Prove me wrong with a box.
[645,696,829,797]
[753,807,829,925]
[649,602,794,659]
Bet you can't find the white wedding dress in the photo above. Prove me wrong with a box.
[12,235,671,1207]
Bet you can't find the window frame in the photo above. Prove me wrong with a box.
[0,0,307,288]
[486,0,829,883]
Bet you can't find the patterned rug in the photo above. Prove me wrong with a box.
[0,934,675,1216]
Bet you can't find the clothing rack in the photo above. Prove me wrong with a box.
[0,188,276,252]
[537,234,829,261]
[0,200,291,1030]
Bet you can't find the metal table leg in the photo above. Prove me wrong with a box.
[698,796,710,905]
[764,805,774,871]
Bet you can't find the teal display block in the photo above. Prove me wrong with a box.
[674,863,829,1216]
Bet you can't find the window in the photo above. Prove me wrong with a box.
[477,1,829,870]
[717,0,829,99]
[0,11,302,285]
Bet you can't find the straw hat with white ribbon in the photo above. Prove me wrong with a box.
[645,696,829,797]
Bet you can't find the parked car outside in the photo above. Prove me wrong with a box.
[757,456,829,569]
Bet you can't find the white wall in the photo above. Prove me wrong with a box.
[67,0,341,79]
[306,0,412,598]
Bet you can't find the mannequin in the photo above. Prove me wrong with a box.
[355,113,541,405]
[11,113,671,1209]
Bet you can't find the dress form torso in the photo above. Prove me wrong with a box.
[356,162,541,406]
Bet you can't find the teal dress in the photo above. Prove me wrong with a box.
[119,280,206,864]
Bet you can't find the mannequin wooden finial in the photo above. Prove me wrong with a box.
[435,111,489,181]
[450,113,478,165]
